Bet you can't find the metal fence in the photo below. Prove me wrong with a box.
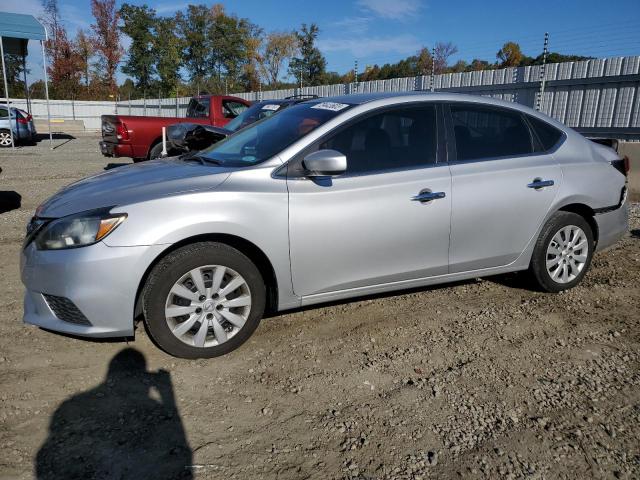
[2,55,639,136]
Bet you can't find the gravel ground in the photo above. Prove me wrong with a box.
[0,136,639,480]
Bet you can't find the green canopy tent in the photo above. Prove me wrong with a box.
[0,12,52,149]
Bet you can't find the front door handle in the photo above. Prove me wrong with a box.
[527,178,554,189]
[412,191,446,202]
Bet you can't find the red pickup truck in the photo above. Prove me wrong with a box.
[100,95,250,161]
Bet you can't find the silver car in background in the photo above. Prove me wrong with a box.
[21,93,629,358]
[0,106,37,147]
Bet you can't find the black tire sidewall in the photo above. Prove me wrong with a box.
[143,242,266,358]
[531,212,594,292]
[148,143,164,159]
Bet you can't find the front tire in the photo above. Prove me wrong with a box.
[142,242,266,358]
[529,212,594,292]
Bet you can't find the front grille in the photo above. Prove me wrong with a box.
[43,294,92,326]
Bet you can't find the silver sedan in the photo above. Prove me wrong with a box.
[21,93,629,358]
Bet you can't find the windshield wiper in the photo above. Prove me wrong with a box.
[178,152,221,165]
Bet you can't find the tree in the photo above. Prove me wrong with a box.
[75,29,94,92]
[288,23,326,86]
[118,78,135,99]
[261,31,297,85]
[467,59,491,71]
[153,17,183,96]
[91,0,123,96]
[208,4,262,91]
[119,4,156,93]
[450,60,468,73]
[0,54,27,98]
[177,5,210,88]
[40,0,82,98]
[29,80,47,99]
[415,47,433,76]
[497,41,523,67]
[433,41,458,74]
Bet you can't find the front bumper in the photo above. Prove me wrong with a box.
[21,241,167,337]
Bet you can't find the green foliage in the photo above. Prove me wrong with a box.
[0,53,28,98]
[153,17,183,96]
[177,5,210,85]
[288,24,327,86]
[497,41,523,67]
[119,4,156,92]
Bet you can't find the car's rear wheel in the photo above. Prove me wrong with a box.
[0,130,12,147]
[148,142,164,160]
[142,242,266,358]
[529,211,594,292]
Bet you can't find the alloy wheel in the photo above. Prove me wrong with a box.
[164,265,252,348]
[545,225,589,284]
[0,132,11,147]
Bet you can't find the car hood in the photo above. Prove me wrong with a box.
[37,158,233,218]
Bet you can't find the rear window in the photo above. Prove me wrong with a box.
[186,98,210,118]
[224,102,286,132]
[450,104,534,161]
[527,115,563,152]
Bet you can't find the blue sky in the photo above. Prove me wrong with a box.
[3,0,640,86]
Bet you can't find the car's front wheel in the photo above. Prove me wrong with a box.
[142,242,266,358]
[529,211,594,292]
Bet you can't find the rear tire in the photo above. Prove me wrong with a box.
[0,130,12,148]
[142,242,266,359]
[148,142,164,160]
[529,212,594,292]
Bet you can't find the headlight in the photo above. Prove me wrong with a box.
[34,208,127,250]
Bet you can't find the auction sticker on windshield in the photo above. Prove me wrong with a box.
[261,104,280,111]
[311,102,350,112]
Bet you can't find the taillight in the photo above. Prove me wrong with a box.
[611,156,630,177]
[116,122,130,141]
[17,117,28,125]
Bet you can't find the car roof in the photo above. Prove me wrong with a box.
[304,91,564,128]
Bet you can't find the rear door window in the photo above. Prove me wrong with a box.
[526,115,563,152]
[449,104,534,161]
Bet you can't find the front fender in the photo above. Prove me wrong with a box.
[103,175,296,309]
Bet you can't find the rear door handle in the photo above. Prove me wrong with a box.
[527,178,554,189]
[412,191,446,202]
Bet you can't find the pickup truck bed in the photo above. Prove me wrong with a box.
[100,95,250,160]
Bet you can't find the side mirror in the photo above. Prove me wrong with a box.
[302,149,347,177]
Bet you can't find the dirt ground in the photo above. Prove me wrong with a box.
[0,136,639,480]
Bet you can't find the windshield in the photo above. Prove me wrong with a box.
[198,101,353,167]
[224,102,286,132]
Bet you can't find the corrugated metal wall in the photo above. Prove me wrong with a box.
[3,55,639,132]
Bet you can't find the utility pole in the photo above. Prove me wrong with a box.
[430,47,436,92]
[354,59,358,91]
[536,32,549,111]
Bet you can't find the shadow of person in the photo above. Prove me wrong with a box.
[36,348,192,479]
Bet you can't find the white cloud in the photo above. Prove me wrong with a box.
[330,16,372,35]
[59,2,91,32]
[153,2,192,14]
[1,0,44,17]
[357,0,423,20]
[318,33,421,58]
